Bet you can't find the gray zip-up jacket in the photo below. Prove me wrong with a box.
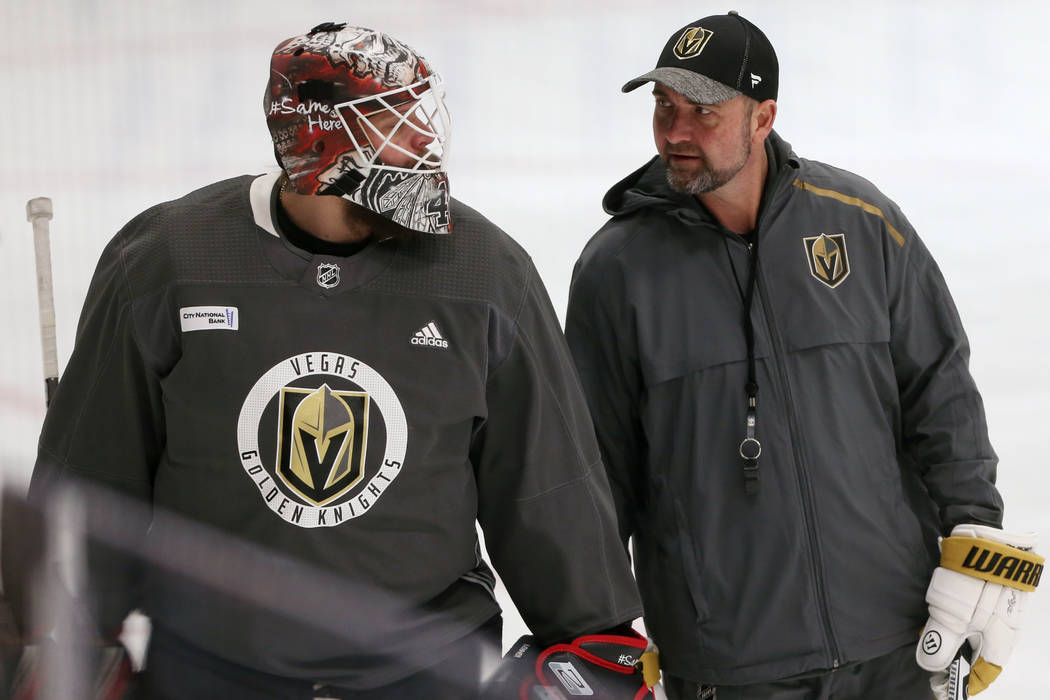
[565,132,1003,685]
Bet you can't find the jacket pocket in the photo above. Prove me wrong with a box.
[634,479,706,654]
[670,496,709,623]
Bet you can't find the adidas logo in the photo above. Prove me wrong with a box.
[411,321,448,349]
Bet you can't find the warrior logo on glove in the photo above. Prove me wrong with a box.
[949,539,1043,590]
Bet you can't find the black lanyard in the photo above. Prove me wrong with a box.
[740,235,762,495]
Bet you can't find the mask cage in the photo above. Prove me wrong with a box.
[335,76,450,173]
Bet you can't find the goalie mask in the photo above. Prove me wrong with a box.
[265,22,452,234]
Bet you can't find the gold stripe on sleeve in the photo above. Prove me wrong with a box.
[793,179,906,247]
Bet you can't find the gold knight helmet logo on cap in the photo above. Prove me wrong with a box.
[673,27,715,59]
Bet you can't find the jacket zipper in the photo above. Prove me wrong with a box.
[742,234,842,668]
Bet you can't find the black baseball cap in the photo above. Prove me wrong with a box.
[623,11,778,104]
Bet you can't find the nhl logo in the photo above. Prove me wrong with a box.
[316,262,341,289]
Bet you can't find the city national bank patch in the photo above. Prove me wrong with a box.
[180,306,238,331]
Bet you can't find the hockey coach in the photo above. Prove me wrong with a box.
[566,11,1042,700]
[6,22,644,699]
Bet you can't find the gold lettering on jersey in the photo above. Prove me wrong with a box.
[803,233,851,288]
[277,385,369,506]
[673,27,714,60]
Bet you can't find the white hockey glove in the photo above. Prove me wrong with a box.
[916,524,1043,695]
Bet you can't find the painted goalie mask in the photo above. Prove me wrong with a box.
[265,22,452,234]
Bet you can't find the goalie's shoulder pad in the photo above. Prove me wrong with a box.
[484,632,659,699]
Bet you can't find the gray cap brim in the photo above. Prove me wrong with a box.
[622,67,741,104]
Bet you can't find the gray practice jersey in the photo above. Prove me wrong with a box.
[24,173,641,687]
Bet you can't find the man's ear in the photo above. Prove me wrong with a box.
[753,99,777,141]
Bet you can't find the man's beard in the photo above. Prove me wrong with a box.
[341,199,423,243]
[663,118,753,195]
[664,149,749,195]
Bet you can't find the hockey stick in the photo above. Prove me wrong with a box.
[931,651,968,700]
[948,653,968,700]
[13,199,136,696]
[26,197,59,407]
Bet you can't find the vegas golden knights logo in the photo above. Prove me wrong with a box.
[673,27,714,60]
[803,233,850,288]
[238,352,407,529]
[277,384,369,506]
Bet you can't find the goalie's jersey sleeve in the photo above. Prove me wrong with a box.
[23,173,641,686]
